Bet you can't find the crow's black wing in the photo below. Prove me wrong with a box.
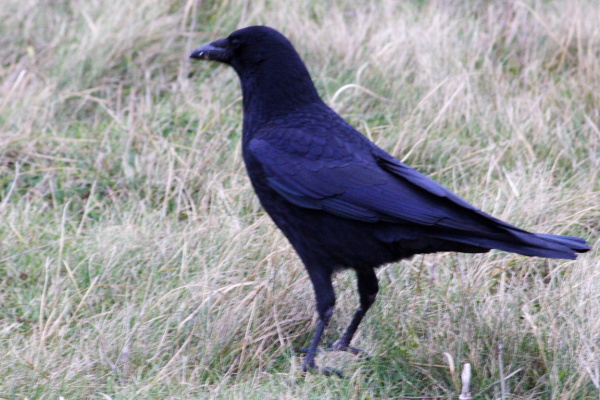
[248,127,505,234]
[248,125,589,259]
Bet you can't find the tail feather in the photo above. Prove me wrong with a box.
[533,233,591,254]
[429,230,590,260]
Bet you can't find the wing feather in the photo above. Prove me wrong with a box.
[250,135,503,233]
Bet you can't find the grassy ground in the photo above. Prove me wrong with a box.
[1,0,599,398]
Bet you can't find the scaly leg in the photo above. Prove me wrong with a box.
[301,264,340,376]
[329,268,378,353]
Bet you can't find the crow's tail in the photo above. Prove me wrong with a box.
[527,233,591,259]
[428,230,590,260]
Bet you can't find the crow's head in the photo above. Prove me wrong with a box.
[190,26,300,74]
[190,26,321,113]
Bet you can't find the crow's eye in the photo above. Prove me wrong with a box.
[230,37,241,49]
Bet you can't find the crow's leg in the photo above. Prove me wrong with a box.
[329,267,378,354]
[301,265,340,376]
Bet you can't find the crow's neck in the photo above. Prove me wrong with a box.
[238,62,323,134]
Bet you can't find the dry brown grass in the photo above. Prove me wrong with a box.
[1,0,598,398]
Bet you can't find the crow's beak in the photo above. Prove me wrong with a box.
[189,38,231,63]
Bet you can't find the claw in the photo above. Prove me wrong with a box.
[298,342,370,358]
[298,340,370,377]
[325,343,371,359]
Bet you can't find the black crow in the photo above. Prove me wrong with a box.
[190,26,590,375]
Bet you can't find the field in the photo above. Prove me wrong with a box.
[1,0,599,398]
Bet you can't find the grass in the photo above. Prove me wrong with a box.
[1,0,599,398]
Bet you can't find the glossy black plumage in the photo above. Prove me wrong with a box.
[190,26,590,374]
